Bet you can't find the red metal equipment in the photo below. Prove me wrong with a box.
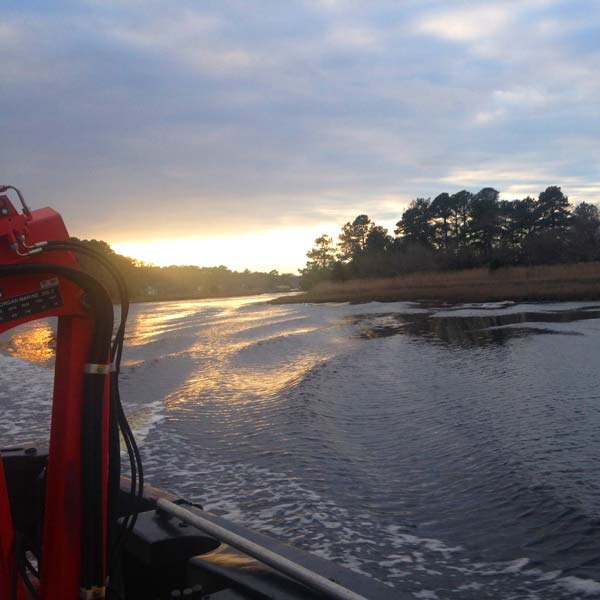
[0,192,111,599]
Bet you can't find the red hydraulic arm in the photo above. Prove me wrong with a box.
[0,456,25,599]
[0,192,111,599]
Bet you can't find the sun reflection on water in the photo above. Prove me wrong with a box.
[122,298,338,411]
[2,321,56,365]
[0,297,339,428]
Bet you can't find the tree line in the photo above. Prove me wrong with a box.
[73,239,298,301]
[301,186,600,289]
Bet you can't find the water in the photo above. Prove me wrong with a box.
[2,296,600,599]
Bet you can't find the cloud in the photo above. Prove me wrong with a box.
[492,89,549,110]
[0,0,599,270]
[473,87,551,124]
[442,166,554,187]
[107,11,266,76]
[416,6,512,43]
[325,25,380,50]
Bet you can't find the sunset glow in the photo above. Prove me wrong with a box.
[111,224,341,273]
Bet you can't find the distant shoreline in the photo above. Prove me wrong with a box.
[271,262,600,305]
[127,290,300,305]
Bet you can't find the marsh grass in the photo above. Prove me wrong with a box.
[273,262,600,304]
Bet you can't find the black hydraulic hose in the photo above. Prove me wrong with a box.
[81,373,108,588]
[42,243,138,452]
[0,263,113,592]
[43,243,143,500]
[44,241,130,359]
[43,244,131,533]
[107,375,123,559]
[39,242,144,595]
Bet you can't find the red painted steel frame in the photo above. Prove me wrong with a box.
[0,457,27,599]
[0,197,110,599]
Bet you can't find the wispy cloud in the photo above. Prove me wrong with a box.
[0,0,598,269]
[416,5,512,43]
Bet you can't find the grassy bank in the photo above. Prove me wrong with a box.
[272,262,600,305]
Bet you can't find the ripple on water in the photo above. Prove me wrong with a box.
[2,297,600,598]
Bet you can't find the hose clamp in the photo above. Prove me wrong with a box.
[83,363,111,375]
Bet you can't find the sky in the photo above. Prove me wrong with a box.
[1,0,599,273]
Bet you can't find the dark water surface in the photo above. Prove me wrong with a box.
[2,296,600,599]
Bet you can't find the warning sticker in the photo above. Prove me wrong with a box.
[0,286,63,324]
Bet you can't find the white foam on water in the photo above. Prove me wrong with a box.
[432,301,600,319]
[503,558,531,573]
[0,354,54,444]
[141,433,585,598]
[536,570,562,582]
[380,555,414,567]
[557,576,600,597]
[456,582,483,591]
[413,591,439,599]
[127,400,167,443]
